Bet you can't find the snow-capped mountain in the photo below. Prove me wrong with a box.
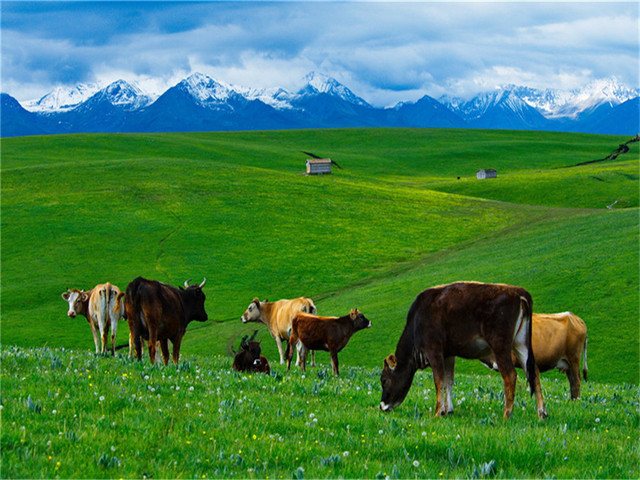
[3,73,638,136]
[301,72,370,107]
[83,80,154,111]
[443,88,550,130]
[25,83,101,112]
[177,73,237,108]
[510,78,640,119]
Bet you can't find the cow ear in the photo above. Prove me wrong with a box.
[350,309,357,320]
[81,292,90,302]
[62,292,70,300]
[384,354,397,371]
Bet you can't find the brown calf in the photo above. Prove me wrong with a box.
[286,309,371,375]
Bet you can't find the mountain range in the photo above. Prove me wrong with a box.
[2,72,638,137]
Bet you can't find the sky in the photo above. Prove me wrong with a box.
[2,1,638,107]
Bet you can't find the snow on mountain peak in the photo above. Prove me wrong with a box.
[25,83,101,112]
[303,72,369,106]
[181,73,234,105]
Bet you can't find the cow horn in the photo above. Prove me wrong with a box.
[184,279,192,288]
[199,278,207,288]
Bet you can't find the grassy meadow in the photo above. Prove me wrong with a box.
[2,346,638,479]
[1,128,639,478]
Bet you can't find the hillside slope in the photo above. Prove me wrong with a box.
[1,129,637,384]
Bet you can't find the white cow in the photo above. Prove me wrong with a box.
[62,283,125,355]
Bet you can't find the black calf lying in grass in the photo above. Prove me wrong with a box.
[233,331,271,374]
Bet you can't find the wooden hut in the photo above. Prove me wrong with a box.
[476,169,497,179]
[306,158,332,175]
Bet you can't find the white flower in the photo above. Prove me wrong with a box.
[413,460,420,468]
[343,451,350,457]
[99,396,105,402]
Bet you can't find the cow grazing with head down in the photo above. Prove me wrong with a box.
[286,308,371,375]
[124,277,208,365]
[380,282,547,419]
[241,297,317,365]
[481,312,588,399]
[62,283,125,355]
[232,331,271,375]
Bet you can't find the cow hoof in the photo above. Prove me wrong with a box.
[538,408,548,420]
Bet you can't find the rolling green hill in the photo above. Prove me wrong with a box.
[1,129,637,384]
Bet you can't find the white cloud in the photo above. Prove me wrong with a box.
[2,2,638,106]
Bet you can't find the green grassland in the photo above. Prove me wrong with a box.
[1,128,638,479]
[2,128,637,382]
[2,347,638,479]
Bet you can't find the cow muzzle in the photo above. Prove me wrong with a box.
[380,401,392,412]
[67,311,76,318]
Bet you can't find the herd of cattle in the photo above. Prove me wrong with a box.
[62,278,588,419]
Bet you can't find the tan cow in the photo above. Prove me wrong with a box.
[62,283,125,355]
[481,312,588,399]
[241,297,316,365]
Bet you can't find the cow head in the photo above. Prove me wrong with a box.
[349,308,372,330]
[180,279,208,323]
[241,298,263,323]
[61,289,89,318]
[380,353,416,412]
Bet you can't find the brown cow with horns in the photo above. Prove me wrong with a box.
[123,277,208,365]
[380,282,547,420]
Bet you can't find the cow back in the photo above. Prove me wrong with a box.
[531,312,587,371]
[399,282,531,365]
[125,277,183,338]
[265,297,315,339]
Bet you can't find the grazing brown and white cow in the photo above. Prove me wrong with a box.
[241,297,317,365]
[380,282,547,419]
[124,277,208,365]
[286,309,371,375]
[62,283,125,355]
[481,312,588,399]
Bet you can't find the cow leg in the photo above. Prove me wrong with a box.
[275,336,286,365]
[512,333,547,418]
[148,331,158,364]
[330,351,339,376]
[160,339,170,366]
[90,321,101,354]
[567,362,581,400]
[493,347,517,419]
[171,336,182,365]
[285,335,294,371]
[133,333,143,361]
[108,308,118,356]
[310,350,316,368]
[443,356,456,415]
[429,354,447,416]
[128,330,135,357]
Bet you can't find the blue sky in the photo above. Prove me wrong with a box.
[2,1,638,106]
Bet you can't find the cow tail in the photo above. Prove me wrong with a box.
[114,292,126,319]
[522,295,537,396]
[582,336,588,381]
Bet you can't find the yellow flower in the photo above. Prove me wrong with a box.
[252,434,257,440]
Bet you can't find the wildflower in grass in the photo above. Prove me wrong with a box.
[413,460,420,468]
[343,451,349,457]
